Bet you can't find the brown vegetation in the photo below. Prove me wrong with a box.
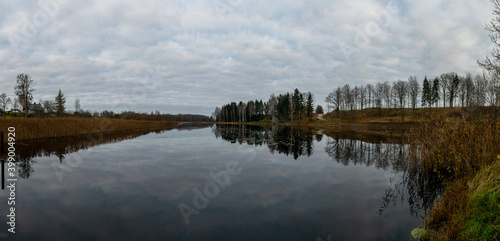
[421,160,500,241]
[0,117,178,141]
[407,109,500,240]
[409,113,499,179]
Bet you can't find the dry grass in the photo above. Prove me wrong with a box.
[409,110,500,240]
[423,160,500,240]
[422,179,469,240]
[409,114,500,179]
[0,117,178,141]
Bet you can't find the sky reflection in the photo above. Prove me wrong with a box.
[0,125,424,241]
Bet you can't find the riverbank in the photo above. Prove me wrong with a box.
[407,113,500,240]
[215,107,500,239]
[419,159,499,240]
[0,117,178,141]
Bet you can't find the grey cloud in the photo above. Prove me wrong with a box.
[0,0,494,115]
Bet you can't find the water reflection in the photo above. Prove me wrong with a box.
[323,132,444,217]
[379,166,445,218]
[4,127,175,179]
[214,124,444,219]
[213,124,314,159]
[176,122,214,131]
[0,124,440,240]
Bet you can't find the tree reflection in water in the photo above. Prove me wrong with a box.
[213,124,314,160]
[214,124,445,219]
[9,127,177,179]
[324,134,445,218]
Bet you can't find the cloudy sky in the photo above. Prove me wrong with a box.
[0,0,495,115]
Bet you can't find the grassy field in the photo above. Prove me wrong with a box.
[0,117,178,141]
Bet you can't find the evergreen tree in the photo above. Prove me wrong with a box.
[276,93,291,121]
[449,74,460,108]
[432,78,440,107]
[55,89,66,116]
[292,88,304,118]
[306,92,314,119]
[315,105,324,114]
[422,76,431,107]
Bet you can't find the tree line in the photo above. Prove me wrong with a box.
[213,88,320,123]
[0,73,68,117]
[324,72,500,120]
[1,73,213,121]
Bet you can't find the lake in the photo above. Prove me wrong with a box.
[0,123,443,240]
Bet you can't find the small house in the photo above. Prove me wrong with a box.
[28,103,44,115]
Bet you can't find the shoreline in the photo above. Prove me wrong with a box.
[0,117,178,141]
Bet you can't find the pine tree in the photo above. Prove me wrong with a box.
[432,78,440,107]
[306,92,314,120]
[422,76,431,107]
[55,89,66,116]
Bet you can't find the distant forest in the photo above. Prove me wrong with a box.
[213,88,318,123]
[64,110,213,122]
[324,72,499,113]
[214,71,500,123]
[101,111,213,122]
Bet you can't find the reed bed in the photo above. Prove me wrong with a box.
[408,113,500,240]
[409,114,500,179]
[0,117,178,141]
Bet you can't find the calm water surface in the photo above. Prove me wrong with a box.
[0,124,442,241]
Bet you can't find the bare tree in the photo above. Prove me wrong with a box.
[366,84,374,108]
[478,0,500,123]
[13,98,20,110]
[0,93,11,111]
[439,73,451,108]
[238,101,246,122]
[343,84,353,111]
[486,72,500,106]
[352,86,360,110]
[458,74,467,108]
[212,107,222,121]
[473,74,488,107]
[381,81,392,108]
[75,98,81,113]
[359,86,367,110]
[326,87,343,116]
[375,82,383,109]
[334,87,343,112]
[14,73,36,117]
[463,73,475,108]
[479,0,500,76]
[324,91,334,112]
[267,93,277,118]
[42,100,56,114]
[444,73,460,108]
[393,80,408,121]
[408,76,420,118]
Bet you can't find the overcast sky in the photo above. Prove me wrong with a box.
[0,0,495,115]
